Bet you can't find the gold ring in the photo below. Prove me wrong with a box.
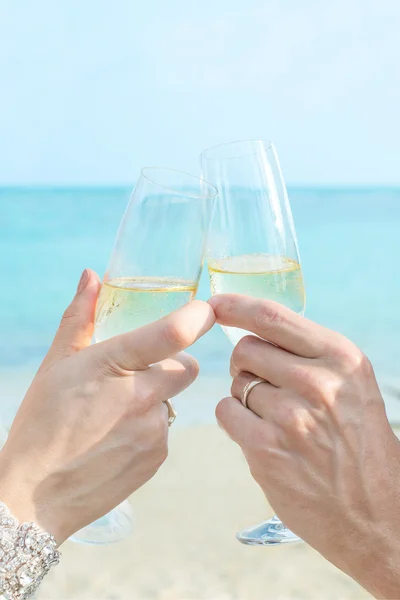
[241,377,266,409]
[163,399,177,427]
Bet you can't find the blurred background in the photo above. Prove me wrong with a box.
[0,1,399,598]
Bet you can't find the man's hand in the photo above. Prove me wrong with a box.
[210,293,400,599]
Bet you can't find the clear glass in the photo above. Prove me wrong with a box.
[71,167,217,544]
[201,140,305,545]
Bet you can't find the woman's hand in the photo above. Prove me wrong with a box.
[210,294,400,599]
[0,270,215,544]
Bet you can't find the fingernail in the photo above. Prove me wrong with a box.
[77,269,90,293]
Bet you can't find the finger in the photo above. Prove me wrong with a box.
[231,372,317,443]
[229,354,239,378]
[215,396,272,448]
[44,269,101,365]
[209,294,331,358]
[231,335,312,388]
[97,300,215,372]
[231,372,281,419]
[134,352,199,408]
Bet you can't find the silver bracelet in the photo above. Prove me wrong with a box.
[0,501,61,599]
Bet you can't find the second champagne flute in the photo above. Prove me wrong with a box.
[71,167,217,545]
[201,140,305,546]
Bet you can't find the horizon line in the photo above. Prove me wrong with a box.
[1,183,400,191]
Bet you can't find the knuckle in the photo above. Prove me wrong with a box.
[359,353,374,378]
[332,338,375,377]
[285,406,305,432]
[229,356,238,377]
[346,348,373,375]
[274,403,307,436]
[254,301,283,331]
[132,383,158,414]
[335,345,375,385]
[233,335,258,363]
[318,375,341,407]
[289,362,342,409]
[294,365,339,405]
[329,336,365,369]
[289,364,319,393]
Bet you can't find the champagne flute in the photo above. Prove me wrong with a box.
[71,167,217,544]
[201,140,305,545]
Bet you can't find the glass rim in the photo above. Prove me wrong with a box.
[140,167,218,200]
[201,139,275,161]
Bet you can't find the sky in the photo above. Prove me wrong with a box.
[0,0,399,186]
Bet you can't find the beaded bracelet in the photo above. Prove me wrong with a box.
[0,501,60,599]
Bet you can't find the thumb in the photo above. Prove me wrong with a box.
[45,269,101,365]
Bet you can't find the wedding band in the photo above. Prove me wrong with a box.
[163,399,177,427]
[241,377,266,409]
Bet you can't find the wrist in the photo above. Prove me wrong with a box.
[340,533,400,599]
[0,451,67,545]
[328,474,400,599]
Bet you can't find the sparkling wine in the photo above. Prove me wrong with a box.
[208,253,305,344]
[95,277,198,342]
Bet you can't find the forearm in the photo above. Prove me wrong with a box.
[328,522,400,599]
[0,450,65,544]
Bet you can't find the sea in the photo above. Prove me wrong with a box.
[1,186,400,428]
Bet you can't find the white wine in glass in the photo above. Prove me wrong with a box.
[209,254,304,345]
[71,167,217,545]
[201,140,305,545]
[95,277,198,341]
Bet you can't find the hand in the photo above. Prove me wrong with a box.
[0,270,215,544]
[210,294,400,599]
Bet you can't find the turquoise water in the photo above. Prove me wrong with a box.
[1,187,400,421]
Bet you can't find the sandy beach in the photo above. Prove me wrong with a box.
[37,424,372,600]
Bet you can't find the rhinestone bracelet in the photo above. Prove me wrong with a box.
[0,501,61,599]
